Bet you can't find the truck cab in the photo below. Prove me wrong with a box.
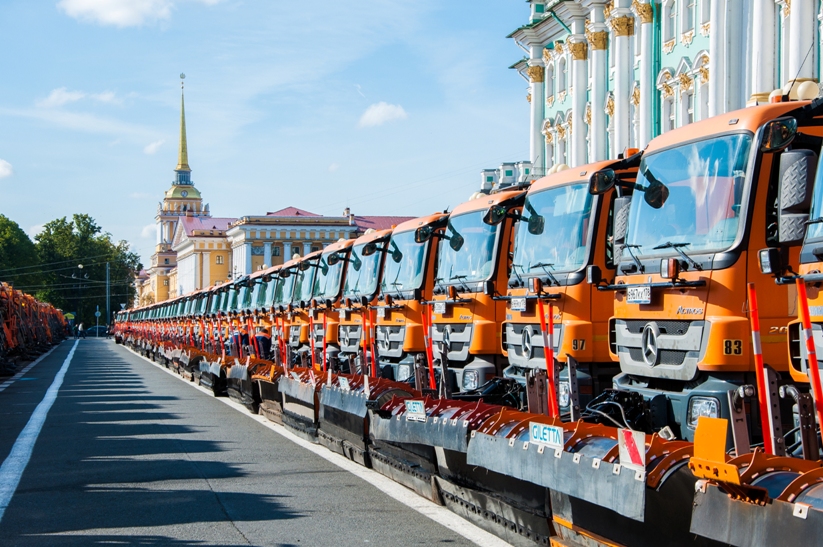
[503,156,639,413]
[308,239,355,369]
[594,102,823,441]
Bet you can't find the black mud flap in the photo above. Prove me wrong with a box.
[226,365,259,413]
[370,412,470,453]
[198,361,226,397]
[691,482,823,547]
[434,476,552,547]
[466,432,645,521]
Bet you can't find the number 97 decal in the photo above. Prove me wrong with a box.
[723,339,743,355]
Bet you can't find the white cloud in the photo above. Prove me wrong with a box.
[28,224,45,239]
[358,102,408,128]
[0,159,12,179]
[37,87,86,108]
[91,91,120,104]
[140,223,157,239]
[143,139,164,154]
[57,0,223,27]
[328,163,340,173]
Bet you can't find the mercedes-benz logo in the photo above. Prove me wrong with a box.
[641,323,660,366]
[442,326,452,352]
[341,329,350,347]
[382,327,390,346]
[521,327,534,360]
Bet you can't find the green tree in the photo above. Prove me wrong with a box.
[34,214,141,326]
[0,215,41,289]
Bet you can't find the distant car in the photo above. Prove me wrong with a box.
[85,325,108,337]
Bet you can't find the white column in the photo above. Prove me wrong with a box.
[193,252,200,290]
[708,0,726,116]
[570,17,588,167]
[156,222,162,244]
[724,0,749,112]
[202,252,210,288]
[610,4,633,157]
[527,48,546,170]
[635,1,654,146]
[788,0,816,85]
[750,0,776,102]
[283,241,292,258]
[244,242,252,275]
[587,1,608,161]
[302,242,312,256]
[263,242,272,268]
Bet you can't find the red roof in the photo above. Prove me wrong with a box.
[354,216,415,232]
[266,207,320,217]
[179,216,235,236]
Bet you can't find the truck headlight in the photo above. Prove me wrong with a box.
[558,381,571,408]
[462,370,479,391]
[687,396,719,429]
[397,364,411,381]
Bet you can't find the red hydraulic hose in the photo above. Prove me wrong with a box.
[796,278,823,434]
[420,304,436,390]
[748,283,776,455]
[537,298,560,419]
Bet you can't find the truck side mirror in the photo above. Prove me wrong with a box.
[778,149,817,244]
[527,214,545,235]
[589,169,616,195]
[761,117,798,153]
[759,248,783,276]
[415,225,433,243]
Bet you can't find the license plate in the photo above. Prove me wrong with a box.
[510,297,527,312]
[627,285,651,305]
[433,301,447,315]
[405,399,427,422]
[376,307,386,319]
[338,376,351,392]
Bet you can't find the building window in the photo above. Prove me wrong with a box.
[663,97,675,132]
[546,64,554,96]
[163,279,169,286]
[216,255,224,265]
[164,258,169,264]
[699,83,709,121]
[683,92,694,125]
[682,0,695,32]
[312,246,320,252]
[700,0,710,24]
[558,57,567,91]
[273,246,281,257]
[663,1,675,41]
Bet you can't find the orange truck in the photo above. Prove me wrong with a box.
[374,213,449,384]
[426,188,526,394]
[336,228,393,375]
[591,100,823,441]
[308,240,355,370]
[502,155,640,414]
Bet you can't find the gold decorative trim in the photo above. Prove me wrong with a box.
[542,48,552,64]
[631,86,641,106]
[679,73,694,91]
[587,30,608,50]
[570,41,588,61]
[610,16,635,37]
[585,104,592,125]
[700,22,710,36]
[557,125,566,139]
[545,132,553,144]
[783,0,791,17]
[605,95,615,117]
[547,95,555,107]
[603,1,613,20]
[698,66,709,84]
[632,0,653,24]
[558,90,567,103]
[527,65,545,83]
[527,92,532,103]
[661,82,674,98]
[554,41,565,55]
[663,39,676,54]
[568,119,573,135]
[680,29,695,46]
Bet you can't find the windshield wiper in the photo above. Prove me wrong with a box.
[530,262,559,287]
[653,241,703,271]
[433,276,448,295]
[623,244,645,273]
[806,217,823,225]
[450,274,471,292]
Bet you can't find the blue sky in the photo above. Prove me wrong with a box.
[0,0,527,265]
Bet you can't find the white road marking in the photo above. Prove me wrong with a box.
[128,346,513,547]
[0,340,79,522]
[0,343,62,393]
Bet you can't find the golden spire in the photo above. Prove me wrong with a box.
[175,73,191,172]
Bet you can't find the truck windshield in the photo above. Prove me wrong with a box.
[513,182,592,276]
[625,133,751,258]
[292,262,316,304]
[437,211,498,285]
[274,273,295,306]
[315,253,346,300]
[805,163,823,240]
[262,277,278,308]
[381,230,426,294]
[343,244,382,298]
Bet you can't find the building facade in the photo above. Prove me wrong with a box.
[512,0,823,173]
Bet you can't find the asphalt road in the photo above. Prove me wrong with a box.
[0,339,488,547]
